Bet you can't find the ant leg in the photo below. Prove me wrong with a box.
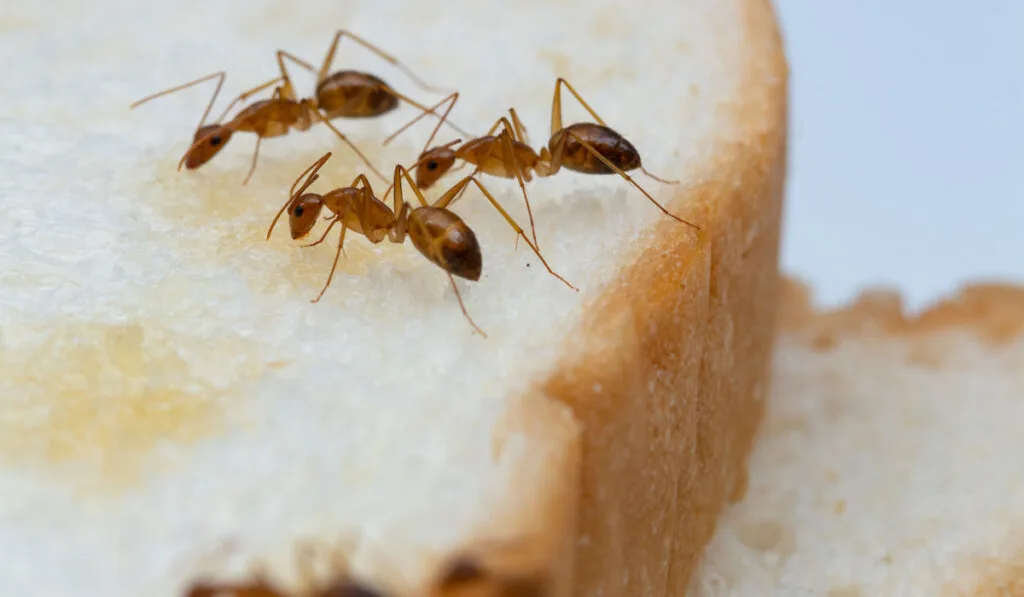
[448,272,487,338]
[383,92,466,153]
[561,132,700,232]
[385,87,471,140]
[440,161,518,251]
[508,107,530,145]
[304,216,339,248]
[212,75,285,124]
[381,171,487,336]
[442,162,483,208]
[317,29,449,93]
[242,134,264,185]
[393,164,433,211]
[278,49,314,72]
[442,114,517,210]
[309,109,388,183]
[382,92,456,147]
[131,71,225,133]
[551,77,608,135]
[311,221,349,304]
[267,153,331,240]
[436,177,577,292]
[239,85,283,186]
[640,167,680,185]
[460,116,538,249]
[483,117,507,137]
[275,49,315,101]
[351,174,378,195]
[497,122,539,249]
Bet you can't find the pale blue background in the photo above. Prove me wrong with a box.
[774,0,1023,310]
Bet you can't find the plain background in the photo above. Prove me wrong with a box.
[773,0,1023,311]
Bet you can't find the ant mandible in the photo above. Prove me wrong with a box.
[383,78,702,248]
[131,30,467,185]
[265,151,578,337]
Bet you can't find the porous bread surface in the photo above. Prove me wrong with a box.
[535,0,788,593]
[0,0,785,596]
[689,279,1024,597]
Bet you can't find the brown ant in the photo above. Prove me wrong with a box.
[265,151,577,337]
[131,30,467,185]
[383,78,702,248]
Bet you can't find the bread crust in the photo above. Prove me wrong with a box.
[780,277,1024,347]
[447,0,791,595]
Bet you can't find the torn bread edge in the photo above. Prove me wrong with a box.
[429,1,791,596]
[779,277,1024,348]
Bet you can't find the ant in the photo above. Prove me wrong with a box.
[265,151,577,337]
[383,78,702,248]
[131,30,468,185]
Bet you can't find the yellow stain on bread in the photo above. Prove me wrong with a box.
[946,541,1024,597]
[0,320,259,489]
[135,144,417,298]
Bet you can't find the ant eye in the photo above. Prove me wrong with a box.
[293,205,305,217]
[209,136,222,146]
[426,160,438,171]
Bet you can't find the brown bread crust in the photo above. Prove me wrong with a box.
[450,0,792,596]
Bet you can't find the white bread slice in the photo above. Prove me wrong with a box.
[0,0,786,595]
[689,278,1024,597]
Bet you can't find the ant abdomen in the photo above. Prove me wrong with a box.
[315,71,400,120]
[408,208,482,282]
[550,123,642,175]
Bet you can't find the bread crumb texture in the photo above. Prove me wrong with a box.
[690,277,1024,597]
[0,0,787,594]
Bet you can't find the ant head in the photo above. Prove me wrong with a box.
[415,146,457,189]
[183,124,233,170]
[288,193,325,240]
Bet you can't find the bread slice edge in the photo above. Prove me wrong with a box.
[433,1,792,596]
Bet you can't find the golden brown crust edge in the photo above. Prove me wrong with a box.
[779,276,1024,347]
[439,0,792,596]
